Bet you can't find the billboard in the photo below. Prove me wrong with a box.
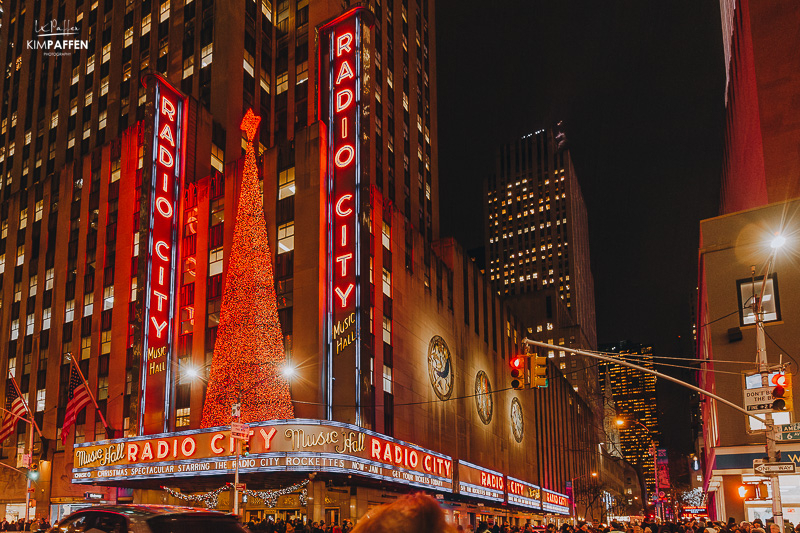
[457,460,505,503]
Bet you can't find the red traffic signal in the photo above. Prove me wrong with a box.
[772,373,789,411]
[510,356,526,389]
[772,373,787,387]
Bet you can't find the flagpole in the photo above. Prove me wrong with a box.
[68,354,113,439]
[7,373,42,438]
[0,405,35,421]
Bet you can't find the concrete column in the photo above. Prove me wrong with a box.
[307,480,327,523]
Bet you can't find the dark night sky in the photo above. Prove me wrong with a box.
[435,1,725,453]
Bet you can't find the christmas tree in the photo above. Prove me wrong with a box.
[200,109,294,426]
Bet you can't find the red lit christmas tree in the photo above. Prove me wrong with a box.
[200,109,294,427]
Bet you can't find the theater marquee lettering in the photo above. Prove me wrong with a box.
[72,420,453,492]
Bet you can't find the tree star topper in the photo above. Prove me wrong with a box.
[241,109,261,142]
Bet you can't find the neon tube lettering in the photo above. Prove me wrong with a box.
[155,241,170,261]
[336,61,354,84]
[336,253,353,276]
[340,225,347,246]
[336,33,353,57]
[159,123,176,146]
[150,317,168,338]
[156,196,173,218]
[158,145,174,168]
[336,89,353,112]
[152,290,168,312]
[160,97,176,121]
[335,284,354,308]
[341,117,348,139]
[335,145,355,168]
[335,194,353,216]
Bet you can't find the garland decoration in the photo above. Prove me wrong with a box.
[242,479,310,507]
[161,485,229,509]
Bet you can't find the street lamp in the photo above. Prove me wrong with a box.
[571,471,597,523]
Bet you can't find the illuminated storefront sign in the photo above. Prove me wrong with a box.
[320,8,371,424]
[542,488,571,515]
[507,476,541,510]
[72,419,453,492]
[139,75,186,435]
[457,461,505,503]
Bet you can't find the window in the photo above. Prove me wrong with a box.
[26,314,34,335]
[382,316,391,344]
[382,222,391,249]
[382,268,391,297]
[211,144,224,173]
[65,300,75,322]
[201,43,213,68]
[81,336,92,359]
[142,14,151,35]
[101,331,111,355]
[276,72,288,94]
[10,319,19,340]
[176,408,190,427]
[14,282,21,302]
[103,286,114,310]
[35,200,43,221]
[29,274,37,296]
[278,168,295,199]
[84,293,94,316]
[16,245,24,266]
[0,255,4,274]
[42,308,51,330]
[210,198,224,225]
[19,208,27,229]
[738,274,781,326]
[277,222,294,254]
[209,247,224,276]
[383,365,393,394]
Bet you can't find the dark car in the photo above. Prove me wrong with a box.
[51,505,248,533]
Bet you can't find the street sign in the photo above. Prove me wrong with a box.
[777,422,800,442]
[231,403,241,419]
[753,462,796,475]
[235,483,245,491]
[21,454,31,468]
[230,422,250,440]
[743,387,775,413]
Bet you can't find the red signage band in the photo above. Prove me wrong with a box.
[542,488,571,514]
[507,476,542,510]
[324,11,363,423]
[140,77,186,435]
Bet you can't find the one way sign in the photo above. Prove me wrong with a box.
[753,462,796,475]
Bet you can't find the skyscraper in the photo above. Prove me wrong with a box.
[485,128,598,398]
[599,341,660,498]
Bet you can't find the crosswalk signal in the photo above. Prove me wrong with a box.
[737,484,754,499]
[532,354,548,388]
[771,373,792,411]
[510,356,526,390]
[27,462,39,481]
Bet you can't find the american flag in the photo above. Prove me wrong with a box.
[0,379,27,444]
[62,366,91,445]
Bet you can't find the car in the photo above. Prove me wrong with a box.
[51,505,248,533]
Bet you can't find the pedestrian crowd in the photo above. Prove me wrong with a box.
[245,516,353,533]
[0,517,51,532]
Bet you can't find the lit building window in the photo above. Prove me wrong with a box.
[277,222,294,254]
[278,168,295,199]
[209,247,224,276]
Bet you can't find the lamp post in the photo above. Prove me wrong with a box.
[616,418,660,520]
[571,471,597,523]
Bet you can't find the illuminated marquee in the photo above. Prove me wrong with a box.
[320,8,371,424]
[72,419,453,492]
[542,488,571,515]
[507,476,542,510]
[457,460,505,503]
[139,75,186,435]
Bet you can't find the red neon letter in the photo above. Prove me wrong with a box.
[335,145,355,168]
[152,290,168,312]
[159,123,176,146]
[155,241,170,261]
[371,439,381,460]
[150,317,168,338]
[335,194,353,216]
[210,433,224,454]
[336,89,353,112]
[335,284,354,308]
[336,253,353,276]
[161,97,176,121]
[336,33,353,57]
[156,196,173,218]
[259,427,277,450]
[336,61,354,84]
[158,145,174,168]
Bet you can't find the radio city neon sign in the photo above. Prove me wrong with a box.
[141,75,185,435]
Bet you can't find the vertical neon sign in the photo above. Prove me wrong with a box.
[321,9,365,425]
[139,75,185,435]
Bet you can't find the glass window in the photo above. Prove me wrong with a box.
[382,315,391,344]
[81,336,92,359]
[84,292,94,316]
[65,300,75,322]
[278,168,295,199]
[277,222,294,254]
[209,247,224,277]
[103,286,114,310]
[738,274,781,326]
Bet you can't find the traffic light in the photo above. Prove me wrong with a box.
[27,462,39,481]
[510,356,526,390]
[243,442,251,456]
[771,373,792,411]
[532,353,548,388]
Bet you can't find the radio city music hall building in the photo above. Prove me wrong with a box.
[0,0,599,526]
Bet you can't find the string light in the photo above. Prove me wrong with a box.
[161,485,229,508]
[242,480,309,507]
[201,109,294,427]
